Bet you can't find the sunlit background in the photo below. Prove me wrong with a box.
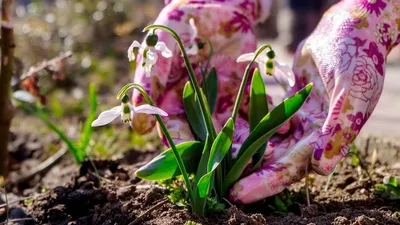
[10,0,400,166]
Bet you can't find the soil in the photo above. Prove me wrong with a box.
[2,132,400,225]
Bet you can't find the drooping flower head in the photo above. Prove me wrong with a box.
[237,48,295,87]
[92,94,168,127]
[127,32,172,77]
[186,18,199,56]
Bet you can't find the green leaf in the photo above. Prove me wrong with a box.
[387,176,399,188]
[223,83,313,193]
[197,118,234,198]
[203,67,218,114]
[274,196,287,212]
[249,68,269,131]
[183,82,207,141]
[135,141,204,180]
[79,84,97,162]
[20,104,80,163]
[249,69,269,171]
[192,135,211,216]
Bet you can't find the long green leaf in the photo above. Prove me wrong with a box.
[192,135,211,216]
[197,118,234,198]
[183,82,207,141]
[249,69,269,130]
[223,83,313,193]
[79,84,97,161]
[203,67,218,114]
[249,69,269,171]
[135,141,203,180]
[22,104,80,162]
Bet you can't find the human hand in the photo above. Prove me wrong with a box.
[230,0,400,203]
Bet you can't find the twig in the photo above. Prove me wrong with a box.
[0,0,16,177]
[324,172,333,192]
[13,146,68,184]
[305,162,311,206]
[223,197,234,207]
[89,172,113,184]
[0,196,34,209]
[86,155,102,186]
[128,198,169,225]
[17,51,72,83]
[0,218,35,225]
[4,186,9,225]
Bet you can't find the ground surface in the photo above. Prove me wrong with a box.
[2,134,399,225]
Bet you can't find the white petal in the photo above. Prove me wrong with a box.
[155,42,172,58]
[186,44,198,56]
[146,48,158,65]
[135,104,168,116]
[144,63,153,77]
[236,53,255,62]
[128,102,135,111]
[91,106,122,127]
[127,40,142,61]
[275,60,296,87]
[13,90,36,103]
[189,18,198,42]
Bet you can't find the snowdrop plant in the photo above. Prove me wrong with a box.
[91,94,167,127]
[185,18,199,56]
[94,24,313,217]
[127,32,172,77]
[237,48,296,87]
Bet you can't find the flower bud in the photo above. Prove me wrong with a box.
[197,42,205,49]
[146,34,158,47]
[121,94,130,103]
[266,50,275,59]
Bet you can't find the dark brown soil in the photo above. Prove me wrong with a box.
[2,132,400,225]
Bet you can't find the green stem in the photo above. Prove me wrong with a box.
[199,35,214,74]
[118,84,195,205]
[143,25,217,141]
[231,45,271,123]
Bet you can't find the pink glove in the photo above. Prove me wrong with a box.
[230,0,400,203]
[131,0,274,153]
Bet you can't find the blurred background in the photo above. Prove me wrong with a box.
[9,0,400,168]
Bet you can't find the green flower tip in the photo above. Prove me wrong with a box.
[146,33,158,47]
[121,94,130,103]
[266,49,275,59]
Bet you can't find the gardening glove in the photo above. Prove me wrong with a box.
[230,0,400,204]
[130,0,275,145]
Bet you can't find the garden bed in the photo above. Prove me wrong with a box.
[2,133,399,225]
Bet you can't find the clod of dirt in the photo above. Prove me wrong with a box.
[301,204,319,218]
[352,215,375,225]
[226,206,266,225]
[333,216,350,225]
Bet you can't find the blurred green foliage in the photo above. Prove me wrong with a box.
[12,0,164,158]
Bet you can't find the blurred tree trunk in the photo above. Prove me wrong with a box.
[0,0,15,177]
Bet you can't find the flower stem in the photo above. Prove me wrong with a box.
[118,83,195,205]
[231,45,271,123]
[143,25,217,141]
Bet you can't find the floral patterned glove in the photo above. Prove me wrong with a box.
[230,0,400,204]
[131,0,274,150]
